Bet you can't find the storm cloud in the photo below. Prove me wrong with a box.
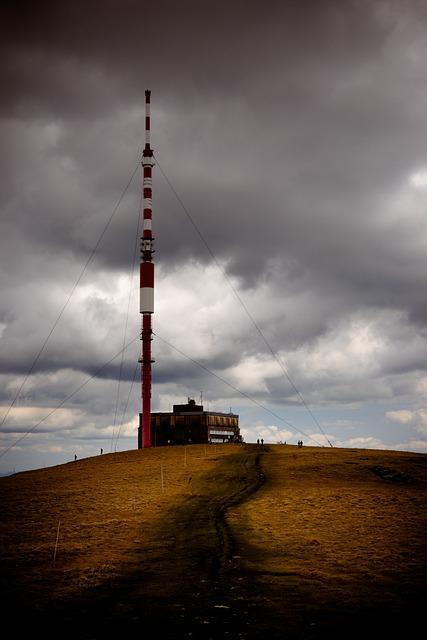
[1,0,427,470]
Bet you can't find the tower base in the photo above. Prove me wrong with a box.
[138,413,143,449]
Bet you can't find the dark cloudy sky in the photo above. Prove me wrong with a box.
[1,0,427,472]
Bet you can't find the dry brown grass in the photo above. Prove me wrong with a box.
[0,444,236,600]
[228,445,427,636]
[0,443,426,639]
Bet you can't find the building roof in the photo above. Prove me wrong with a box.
[151,398,238,419]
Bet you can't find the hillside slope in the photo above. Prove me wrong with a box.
[0,443,426,639]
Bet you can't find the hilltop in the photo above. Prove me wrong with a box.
[0,443,426,639]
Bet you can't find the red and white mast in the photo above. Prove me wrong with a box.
[138,89,155,449]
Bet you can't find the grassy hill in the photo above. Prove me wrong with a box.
[0,443,426,639]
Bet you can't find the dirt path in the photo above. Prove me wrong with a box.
[4,446,266,639]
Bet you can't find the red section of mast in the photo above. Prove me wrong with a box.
[138,89,155,449]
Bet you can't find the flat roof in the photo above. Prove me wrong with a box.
[151,411,239,418]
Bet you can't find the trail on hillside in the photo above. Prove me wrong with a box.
[7,446,267,640]
[3,445,426,640]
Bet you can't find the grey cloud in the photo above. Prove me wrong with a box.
[1,0,427,465]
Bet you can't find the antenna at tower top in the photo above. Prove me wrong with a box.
[143,89,152,152]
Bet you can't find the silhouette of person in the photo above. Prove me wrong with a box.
[100,448,103,455]
[257,438,260,445]
[261,438,264,445]
[74,454,77,461]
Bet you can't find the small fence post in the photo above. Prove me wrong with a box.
[53,519,61,562]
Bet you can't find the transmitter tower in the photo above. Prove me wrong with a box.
[138,89,155,449]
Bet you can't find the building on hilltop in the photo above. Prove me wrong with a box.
[148,398,241,446]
